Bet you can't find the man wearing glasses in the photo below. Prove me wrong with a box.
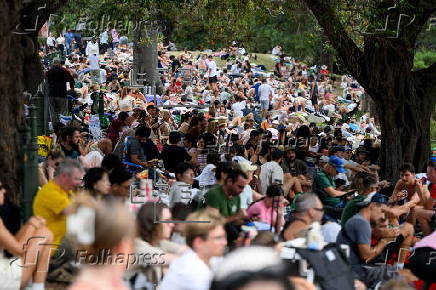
[33,158,85,248]
[283,193,324,241]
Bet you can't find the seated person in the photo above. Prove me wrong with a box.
[126,203,186,287]
[336,193,407,289]
[204,168,248,224]
[169,163,195,208]
[33,159,84,247]
[196,152,220,188]
[313,158,347,208]
[389,163,426,217]
[283,193,325,241]
[123,126,158,171]
[414,161,436,235]
[0,181,53,290]
[161,131,192,173]
[108,168,133,202]
[370,217,415,269]
[247,184,285,232]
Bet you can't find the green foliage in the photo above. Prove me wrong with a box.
[414,50,436,70]
[52,0,326,62]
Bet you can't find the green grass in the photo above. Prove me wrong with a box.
[169,51,277,71]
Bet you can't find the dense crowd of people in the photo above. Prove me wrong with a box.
[1,30,436,290]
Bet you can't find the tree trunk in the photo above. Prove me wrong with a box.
[364,42,433,180]
[0,0,27,203]
[133,27,163,94]
[374,91,432,180]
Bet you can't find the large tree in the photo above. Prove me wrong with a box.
[0,0,66,203]
[302,0,436,180]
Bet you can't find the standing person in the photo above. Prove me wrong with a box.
[64,29,75,55]
[206,55,218,92]
[47,32,56,52]
[160,210,227,290]
[99,29,109,54]
[46,58,75,123]
[88,53,100,84]
[85,37,99,56]
[258,78,273,118]
[83,167,111,199]
[111,28,120,50]
[56,34,65,55]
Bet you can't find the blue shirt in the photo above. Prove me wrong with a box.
[64,32,74,44]
[253,83,261,102]
[329,155,346,173]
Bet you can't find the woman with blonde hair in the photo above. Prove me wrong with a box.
[68,199,136,290]
[117,87,134,112]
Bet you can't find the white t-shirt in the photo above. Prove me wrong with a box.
[240,184,253,209]
[83,150,104,168]
[88,54,100,70]
[160,249,213,290]
[258,83,272,101]
[231,101,246,117]
[231,64,240,75]
[260,161,284,195]
[168,181,193,208]
[86,42,99,56]
[321,222,341,243]
[56,37,65,45]
[197,164,216,186]
[47,36,56,47]
[202,90,211,103]
[99,69,106,84]
[206,60,218,77]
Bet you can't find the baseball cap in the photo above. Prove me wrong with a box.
[356,192,388,207]
[328,156,346,173]
[277,124,286,131]
[319,155,330,163]
[238,162,257,173]
[330,146,345,154]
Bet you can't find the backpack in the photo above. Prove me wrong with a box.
[295,244,355,290]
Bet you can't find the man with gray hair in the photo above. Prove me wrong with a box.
[283,193,324,241]
[33,158,85,247]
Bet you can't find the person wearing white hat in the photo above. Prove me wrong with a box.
[238,162,262,209]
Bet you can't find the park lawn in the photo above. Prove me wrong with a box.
[169,51,277,72]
